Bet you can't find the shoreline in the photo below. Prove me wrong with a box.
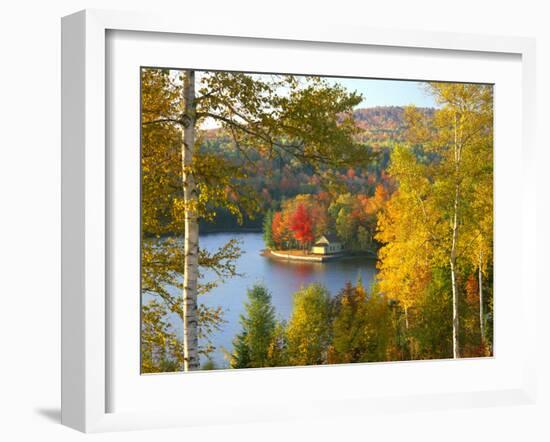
[262,249,377,263]
[143,228,263,240]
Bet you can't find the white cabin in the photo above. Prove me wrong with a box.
[311,234,343,255]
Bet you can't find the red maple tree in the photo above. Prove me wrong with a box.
[289,203,314,249]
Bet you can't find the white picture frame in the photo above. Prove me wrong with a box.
[61,9,537,433]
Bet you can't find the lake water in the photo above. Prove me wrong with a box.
[161,232,377,368]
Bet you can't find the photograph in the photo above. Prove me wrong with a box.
[0,0,544,438]
[140,68,494,373]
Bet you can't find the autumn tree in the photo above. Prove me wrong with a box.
[267,321,289,367]
[329,281,394,364]
[289,203,314,250]
[465,140,493,351]
[310,201,330,240]
[409,269,453,359]
[329,191,387,252]
[271,194,331,250]
[376,83,493,359]
[271,211,287,249]
[141,300,184,373]
[330,282,370,363]
[375,145,435,352]
[286,284,332,366]
[143,69,372,370]
[362,284,395,362]
[141,69,244,371]
[422,83,493,358]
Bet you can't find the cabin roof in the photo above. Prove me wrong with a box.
[315,233,340,245]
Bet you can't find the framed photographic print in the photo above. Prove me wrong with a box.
[61,9,537,432]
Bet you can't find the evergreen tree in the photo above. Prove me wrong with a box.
[231,285,278,368]
[231,331,251,369]
[262,209,275,249]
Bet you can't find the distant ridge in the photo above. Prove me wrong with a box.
[202,106,436,137]
[352,106,435,131]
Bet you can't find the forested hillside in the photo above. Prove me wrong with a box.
[140,68,493,372]
[198,106,434,232]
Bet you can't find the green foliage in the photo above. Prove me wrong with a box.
[141,66,494,371]
[410,268,453,360]
[198,72,373,171]
[267,321,289,367]
[231,331,252,369]
[141,68,246,372]
[262,209,275,249]
[231,285,279,368]
[141,68,382,372]
[201,359,218,370]
[335,207,356,248]
[264,189,388,252]
[330,282,370,363]
[329,282,394,364]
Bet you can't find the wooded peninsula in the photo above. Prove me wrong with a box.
[141,69,493,372]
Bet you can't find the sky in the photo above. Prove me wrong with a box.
[194,73,439,129]
[330,77,438,109]
[170,69,438,109]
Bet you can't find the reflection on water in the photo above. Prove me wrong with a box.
[160,232,377,367]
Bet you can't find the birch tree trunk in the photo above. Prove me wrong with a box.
[404,306,414,359]
[182,70,199,371]
[450,192,460,359]
[450,112,461,359]
[479,248,485,346]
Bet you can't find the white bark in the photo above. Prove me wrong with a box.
[404,306,414,359]
[182,70,199,371]
[479,248,485,346]
[450,201,460,359]
[450,112,461,359]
